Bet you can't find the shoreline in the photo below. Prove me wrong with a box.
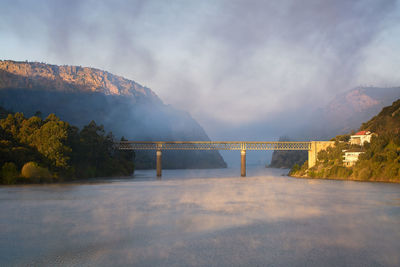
[0,175,135,187]
[289,173,400,184]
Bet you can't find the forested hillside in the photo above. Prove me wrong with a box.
[290,99,400,183]
[0,109,134,184]
[267,136,307,168]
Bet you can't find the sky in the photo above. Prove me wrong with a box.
[1,0,400,142]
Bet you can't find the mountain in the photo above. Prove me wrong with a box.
[290,98,400,183]
[314,86,400,138]
[360,98,400,134]
[269,86,400,169]
[0,60,227,169]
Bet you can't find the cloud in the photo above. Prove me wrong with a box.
[1,0,399,131]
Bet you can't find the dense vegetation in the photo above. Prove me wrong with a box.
[267,136,307,168]
[0,109,134,184]
[290,99,400,183]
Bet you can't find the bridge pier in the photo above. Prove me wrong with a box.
[156,150,162,177]
[241,150,246,177]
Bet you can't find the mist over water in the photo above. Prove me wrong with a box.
[1,168,400,266]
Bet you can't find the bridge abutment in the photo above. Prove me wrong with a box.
[308,141,335,169]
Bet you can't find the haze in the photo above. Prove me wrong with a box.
[1,0,400,144]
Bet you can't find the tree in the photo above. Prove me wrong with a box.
[1,162,19,184]
[30,118,71,169]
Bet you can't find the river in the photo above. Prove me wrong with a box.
[1,167,400,266]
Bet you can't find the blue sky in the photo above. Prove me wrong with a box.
[1,0,400,136]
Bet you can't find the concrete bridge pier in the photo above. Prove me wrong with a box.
[241,150,246,177]
[156,150,162,178]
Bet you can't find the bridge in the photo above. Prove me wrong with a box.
[118,141,334,177]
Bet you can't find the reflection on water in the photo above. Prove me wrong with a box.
[1,167,400,266]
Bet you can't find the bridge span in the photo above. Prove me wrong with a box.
[118,141,334,177]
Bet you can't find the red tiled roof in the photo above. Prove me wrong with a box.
[354,131,369,135]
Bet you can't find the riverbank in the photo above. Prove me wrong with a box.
[289,172,400,184]
[0,175,135,186]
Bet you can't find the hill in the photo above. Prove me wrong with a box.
[290,99,400,183]
[313,86,400,138]
[360,99,400,134]
[0,110,134,184]
[269,86,400,169]
[267,136,307,168]
[0,60,226,169]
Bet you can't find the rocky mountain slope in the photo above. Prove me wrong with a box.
[0,60,160,100]
[0,60,226,169]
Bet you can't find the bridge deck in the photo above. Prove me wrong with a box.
[117,141,311,151]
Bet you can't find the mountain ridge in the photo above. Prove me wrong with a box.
[0,60,160,102]
[0,60,227,169]
[316,86,400,136]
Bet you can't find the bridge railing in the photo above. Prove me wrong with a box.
[117,141,311,151]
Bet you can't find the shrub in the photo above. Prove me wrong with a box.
[356,167,372,180]
[21,162,52,180]
[1,162,19,184]
[290,164,300,173]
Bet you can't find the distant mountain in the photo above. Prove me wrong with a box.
[314,86,400,138]
[269,86,400,169]
[290,98,400,183]
[0,60,227,169]
[0,60,161,100]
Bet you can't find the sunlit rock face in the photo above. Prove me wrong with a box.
[0,60,226,169]
[0,60,160,100]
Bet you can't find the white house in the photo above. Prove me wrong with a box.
[343,149,364,167]
[350,131,373,146]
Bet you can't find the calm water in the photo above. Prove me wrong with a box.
[1,167,400,266]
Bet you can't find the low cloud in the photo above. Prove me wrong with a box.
[1,0,399,134]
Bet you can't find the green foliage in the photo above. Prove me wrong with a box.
[68,121,134,178]
[0,109,134,184]
[268,136,307,168]
[291,164,300,173]
[269,150,307,168]
[331,134,350,142]
[21,161,52,182]
[30,119,71,168]
[1,162,19,184]
[360,99,400,135]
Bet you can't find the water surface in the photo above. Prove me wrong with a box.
[1,168,400,266]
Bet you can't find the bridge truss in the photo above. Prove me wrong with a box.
[117,141,311,151]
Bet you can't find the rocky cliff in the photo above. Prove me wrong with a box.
[0,60,227,169]
[0,60,160,100]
